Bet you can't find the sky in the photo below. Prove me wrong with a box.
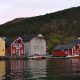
[0,0,80,24]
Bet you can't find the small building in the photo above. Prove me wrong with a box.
[22,34,46,57]
[0,38,5,57]
[53,44,75,57]
[53,38,80,57]
[5,37,25,57]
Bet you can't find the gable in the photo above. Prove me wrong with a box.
[11,37,24,46]
[37,34,43,37]
[22,33,45,42]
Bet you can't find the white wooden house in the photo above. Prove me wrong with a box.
[23,34,46,57]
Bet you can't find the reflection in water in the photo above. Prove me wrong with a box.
[71,59,80,72]
[5,60,25,80]
[25,60,47,80]
[0,59,80,80]
[46,59,80,80]
[0,61,5,80]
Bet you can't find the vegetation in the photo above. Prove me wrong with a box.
[0,6,80,52]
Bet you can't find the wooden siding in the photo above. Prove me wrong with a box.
[6,37,25,56]
[0,38,5,56]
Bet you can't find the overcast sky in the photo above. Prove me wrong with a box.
[0,0,80,24]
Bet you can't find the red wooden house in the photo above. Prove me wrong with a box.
[52,39,80,57]
[5,37,25,57]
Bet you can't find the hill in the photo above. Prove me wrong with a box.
[0,6,80,52]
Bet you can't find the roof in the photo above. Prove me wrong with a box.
[5,35,36,45]
[70,39,80,45]
[5,37,23,45]
[22,34,44,42]
[5,34,44,45]
[5,37,14,45]
[54,44,75,50]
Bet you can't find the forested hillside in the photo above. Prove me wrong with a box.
[0,6,80,52]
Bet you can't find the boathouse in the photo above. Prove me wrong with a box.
[5,37,25,57]
[22,34,46,57]
[53,38,80,57]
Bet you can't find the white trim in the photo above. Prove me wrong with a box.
[24,45,25,55]
[72,48,73,55]
[68,49,69,56]
[11,37,23,46]
[19,43,22,47]
[10,37,25,56]
[11,45,12,56]
[20,39,25,56]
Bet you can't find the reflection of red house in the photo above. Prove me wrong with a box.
[5,37,25,56]
[52,39,80,57]
[5,60,25,80]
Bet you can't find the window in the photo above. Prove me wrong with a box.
[16,43,19,48]
[16,49,19,56]
[21,50,23,54]
[19,43,22,47]
[13,49,15,53]
[40,40,42,42]
[41,46,43,49]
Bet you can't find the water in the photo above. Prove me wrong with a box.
[1,58,80,80]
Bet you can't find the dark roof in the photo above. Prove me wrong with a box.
[5,34,44,45]
[5,34,37,45]
[54,44,75,50]
[22,34,43,42]
[5,37,14,45]
[54,39,80,50]
[70,39,80,45]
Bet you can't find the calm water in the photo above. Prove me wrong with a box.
[0,58,80,80]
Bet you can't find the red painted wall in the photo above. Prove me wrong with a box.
[5,37,25,56]
[11,39,25,56]
[52,49,73,57]
[52,45,80,57]
[52,50,67,57]
[5,45,11,56]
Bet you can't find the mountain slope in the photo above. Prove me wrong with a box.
[0,6,80,51]
[0,6,80,37]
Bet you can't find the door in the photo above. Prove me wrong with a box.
[16,49,20,56]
